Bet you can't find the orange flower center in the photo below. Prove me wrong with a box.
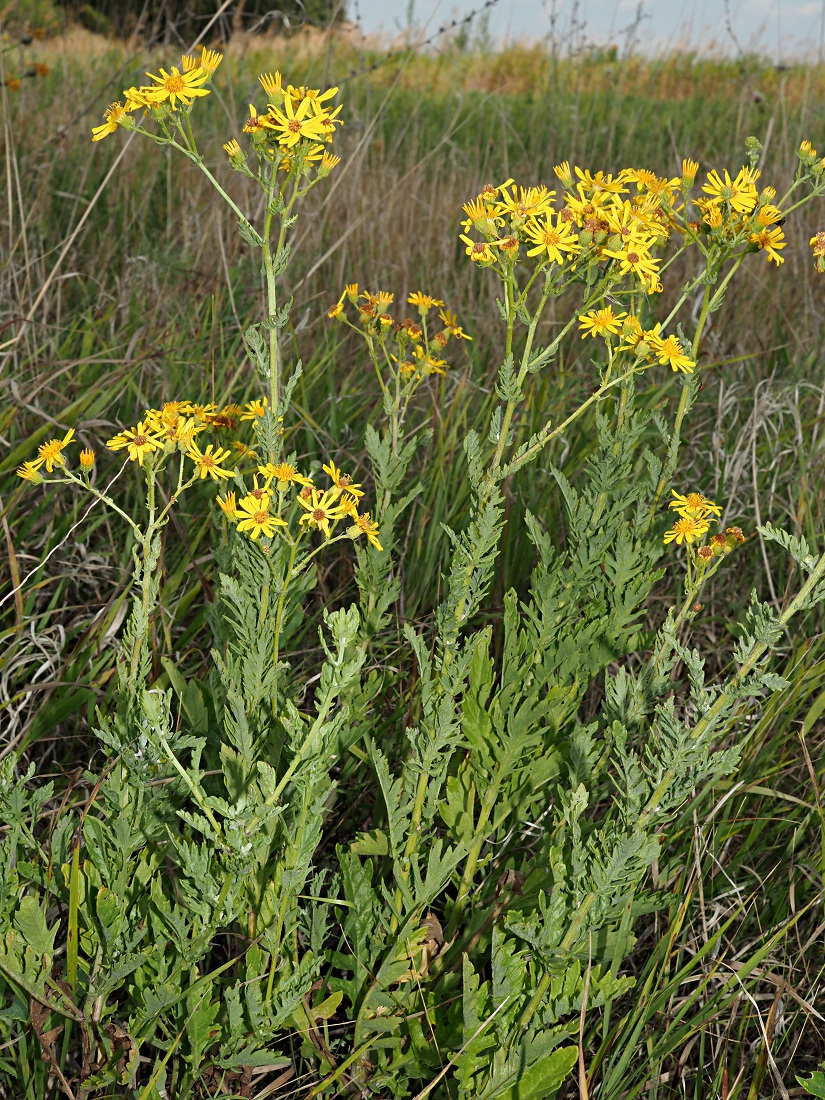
[312,508,326,522]
[288,119,303,132]
[165,73,185,93]
[254,511,268,524]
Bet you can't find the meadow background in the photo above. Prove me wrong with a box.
[2,0,825,1093]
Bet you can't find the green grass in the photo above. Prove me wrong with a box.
[1,24,825,1096]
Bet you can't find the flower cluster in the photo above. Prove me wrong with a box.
[328,285,470,383]
[663,490,744,560]
[92,47,223,140]
[225,71,343,178]
[217,459,381,550]
[578,310,695,373]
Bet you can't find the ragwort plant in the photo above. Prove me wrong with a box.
[3,52,825,1100]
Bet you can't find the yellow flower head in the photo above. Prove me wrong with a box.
[17,461,44,484]
[524,213,580,265]
[681,159,699,187]
[578,306,626,340]
[669,490,722,520]
[243,103,276,134]
[217,490,238,519]
[260,71,284,100]
[408,291,445,315]
[496,182,555,221]
[144,65,210,110]
[553,161,574,188]
[199,48,223,75]
[322,460,364,499]
[749,225,786,265]
[38,428,76,472]
[438,308,472,340]
[652,332,695,374]
[460,234,497,265]
[79,448,95,470]
[107,422,162,466]
[296,487,349,539]
[187,442,234,481]
[92,101,130,142]
[663,515,710,545]
[702,167,758,216]
[235,493,286,540]
[348,511,383,551]
[259,461,313,489]
[267,95,328,148]
[223,138,243,161]
[241,398,268,421]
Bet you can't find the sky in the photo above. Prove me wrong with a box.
[346,0,825,61]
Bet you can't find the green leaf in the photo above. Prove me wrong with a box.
[14,896,57,959]
[798,1072,825,1099]
[486,1045,578,1100]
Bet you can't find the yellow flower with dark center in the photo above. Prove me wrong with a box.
[602,237,660,281]
[669,490,722,519]
[79,448,95,469]
[267,96,328,148]
[107,422,162,466]
[496,183,555,221]
[243,104,276,133]
[217,491,238,519]
[259,462,313,489]
[17,461,44,484]
[578,307,626,340]
[702,167,758,215]
[408,292,445,314]
[524,213,580,264]
[145,65,210,110]
[749,226,786,265]
[235,493,285,540]
[348,512,383,551]
[187,442,234,481]
[663,515,710,545]
[92,102,130,141]
[297,487,348,539]
[322,460,364,499]
[461,197,503,235]
[38,428,75,472]
[460,235,497,264]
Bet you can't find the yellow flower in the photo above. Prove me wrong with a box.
[123,85,160,111]
[319,151,341,174]
[578,307,626,340]
[669,490,722,519]
[651,332,695,373]
[348,512,383,551]
[17,461,44,484]
[810,231,825,257]
[187,442,234,481]
[663,515,710,545]
[749,226,786,265]
[296,487,348,538]
[79,448,95,469]
[198,48,223,75]
[267,95,328,148]
[681,158,699,186]
[144,65,210,110]
[260,71,284,99]
[701,167,758,215]
[461,197,503,235]
[344,283,359,303]
[602,237,660,280]
[574,167,627,195]
[408,291,444,314]
[496,182,555,220]
[258,461,313,489]
[217,491,238,519]
[241,398,268,421]
[235,493,285,540]
[107,422,162,466]
[553,161,574,188]
[92,101,129,142]
[438,308,472,340]
[460,234,497,264]
[38,428,75,472]
[243,103,276,133]
[322,460,364,499]
[755,204,783,227]
[524,213,580,264]
[223,138,243,159]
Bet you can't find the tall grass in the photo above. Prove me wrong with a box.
[1,23,824,1094]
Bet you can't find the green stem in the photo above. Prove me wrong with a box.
[272,539,299,720]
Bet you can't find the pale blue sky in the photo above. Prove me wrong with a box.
[347,0,825,60]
